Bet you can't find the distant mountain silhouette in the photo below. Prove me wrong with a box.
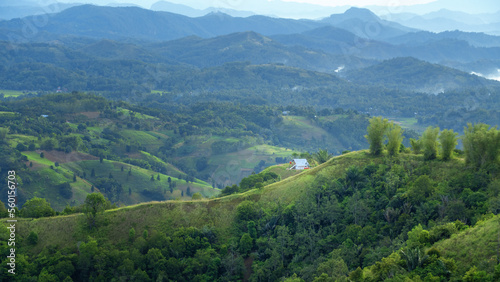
[0,5,323,41]
[151,1,255,18]
[321,7,417,40]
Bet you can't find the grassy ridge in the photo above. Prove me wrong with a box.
[20,150,218,210]
[434,215,500,276]
[14,151,371,253]
[13,149,496,280]
[0,89,28,97]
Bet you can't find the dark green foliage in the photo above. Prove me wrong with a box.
[235,201,259,222]
[407,175,434,205]
[239,233,253,256]
[313,149,331,164]
[239,171,280,192]
[463,123,500,169]
[0,128,8,143]
[387,123,404,157]
[365,117,389,156]
[422,126,440,160]
[93,178,123,202]
[20,197,55,218]
[196,157,208,171]
[8,151,500,281]
[347,57,492,91]
[27,231,38,245]
[58,182,73,199]
[83,193,106,229]
[16,143,27,151]
[439,129,458,160]
[220,184,239,196]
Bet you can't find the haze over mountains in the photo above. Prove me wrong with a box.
[0,3,499,86]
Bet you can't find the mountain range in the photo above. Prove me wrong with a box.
[385,9,500,35]
[1,4,500,90]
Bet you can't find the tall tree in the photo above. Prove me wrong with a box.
[83,193,106,230]
[386,123,404,157]
[439,129,458,161]
[410,138,423,154]
[463,123,500,168]
[313,149,331,164]
[365,117,389,156]
[0,127,8,144]
[422,126,440,161]
[20,197,55,218]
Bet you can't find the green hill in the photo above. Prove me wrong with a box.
[4,139,500,280]
[346,56,499,93]
[0,93,377,210]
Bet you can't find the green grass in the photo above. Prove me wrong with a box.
[388,117,426,133]
[8,148,500,282]
[120,130,164,150]
[23,168,74,210]
[261,164,302,180]
[8,134,38,148]
[278,115,343,150]
[151,90,169,94]
[8,150,475,258]
[117,108,158,120]
[0,111,17,117]
[75,159,217,204]
[208,144,298,185]
[22,151,56,166]
[21,151,96,210]
[0,89,29,97]
[434,215,500,277]
[11,150,374,254]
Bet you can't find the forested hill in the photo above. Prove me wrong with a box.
[2,118,500,281]
[0,92,376,210]
[346,57,498,92]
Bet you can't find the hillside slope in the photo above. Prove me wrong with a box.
[4,146,500,280]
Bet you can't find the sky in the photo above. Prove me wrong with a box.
[10,0,500,17]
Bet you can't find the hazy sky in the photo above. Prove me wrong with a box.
[20,0,500,16]
[48,0,437,8]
